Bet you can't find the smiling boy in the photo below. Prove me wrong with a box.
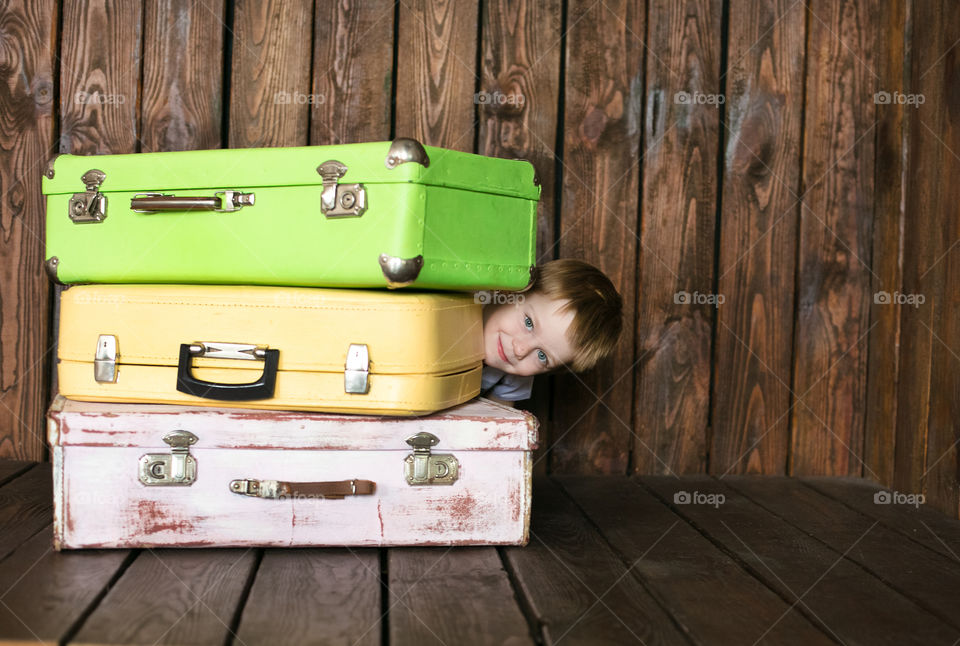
[480,259,623,404]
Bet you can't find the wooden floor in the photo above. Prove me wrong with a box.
[1,460,959,645]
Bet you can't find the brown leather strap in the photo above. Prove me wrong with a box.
[230,478,375,499]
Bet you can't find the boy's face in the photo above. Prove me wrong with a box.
[482,292,576,377]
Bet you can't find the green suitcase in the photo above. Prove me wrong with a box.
[43,139,539,290]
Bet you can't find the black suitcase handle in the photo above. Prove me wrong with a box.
[176,343,279,401]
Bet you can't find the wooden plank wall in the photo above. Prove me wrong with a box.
[0,0,958,516]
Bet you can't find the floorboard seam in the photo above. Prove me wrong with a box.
[58,548,140,646]
[633,477,843,645]
[719,477,960,634]
[550,476,699,646]
[496,545,546,645]
[0,463,37,489]
[223,548,264,646]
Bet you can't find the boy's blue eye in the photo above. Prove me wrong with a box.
[537,350,547,365]
[524,315,534,330]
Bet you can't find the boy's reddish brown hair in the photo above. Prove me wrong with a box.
[529,259,623,372]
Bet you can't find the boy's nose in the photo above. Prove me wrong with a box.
[512,339,528,359]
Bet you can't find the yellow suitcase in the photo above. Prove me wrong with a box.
[57,285,482,416]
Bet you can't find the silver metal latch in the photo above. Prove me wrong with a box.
[317,160,367,217]
[94,334,118,383]
[69,169,107,223]
[344,344,370,394]
[404,432,459,486]
[138,430,199,486]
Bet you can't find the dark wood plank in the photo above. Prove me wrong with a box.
[550,0,642,475]
[310,0,394,145]
[0,525,130,644]
[723,476,960,636]
[633,0,721,475]
[893,0,942,499]
[645,475,960,644]
[236,548,380,646]
[59,0,142,154]
[710,0,805,475]
[395,0,479,152]
[0,460,34,486]
[71,548,256,645]
[922,0,960,519]
[228,0,313,148]
[0,464,52,562]
[389,547,533,646]
[863,0,906,488]
[479,0,561,263]
[141,0,225,152]
[0,0,57,461]
[558,475,832,645]
[479,0,562,477]
[802,477,960,561]
[790,0,877,476]
[503,477,690,645]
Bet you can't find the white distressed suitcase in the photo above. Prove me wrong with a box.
[47,395,537,549]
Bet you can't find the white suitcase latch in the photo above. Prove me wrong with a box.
[317,160,367,217]
[138,430,198,486]
[404,432,459,486]
[94,334,118,383]
[344,344,370,394]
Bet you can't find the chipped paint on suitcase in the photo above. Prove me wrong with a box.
[43,139,539,291]
[47,396,537,548]
[57,284,483,416]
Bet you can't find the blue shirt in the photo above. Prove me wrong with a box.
[481,365,534,401]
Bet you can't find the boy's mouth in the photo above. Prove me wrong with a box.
[497,336,510,363]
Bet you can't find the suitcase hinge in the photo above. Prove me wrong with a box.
[68,169,108,223]
[94,334,118,383]
[138,430,198,486]
[317,160,367,217]
[344,343,370,394]
[404,432,459,486]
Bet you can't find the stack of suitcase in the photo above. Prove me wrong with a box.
[42,139,540,548]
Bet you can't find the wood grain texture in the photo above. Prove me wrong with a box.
[0,0,57,461]
[893,0,940,502]
[633,0,721,475]
[504,477,688,645]
[389,547,533,645]
[710,0,805,476]
[921,0,960,519]
[559,475,833,645]
[0,464,52,562]
[72,549,256,645]
[651,475,960,644]
[863,0,906,488]
[59,0,141,154]
[228,0,313,148]
[723,476,960,636]
[0,526,130,644]
[236,549,381,646]
[790,0,877,476]
[310,0,394,144]
[550,0,642,475]
[479,0,562,477]
[141,0,225,152]
[395,0,479,152]
[802,476,960,561]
